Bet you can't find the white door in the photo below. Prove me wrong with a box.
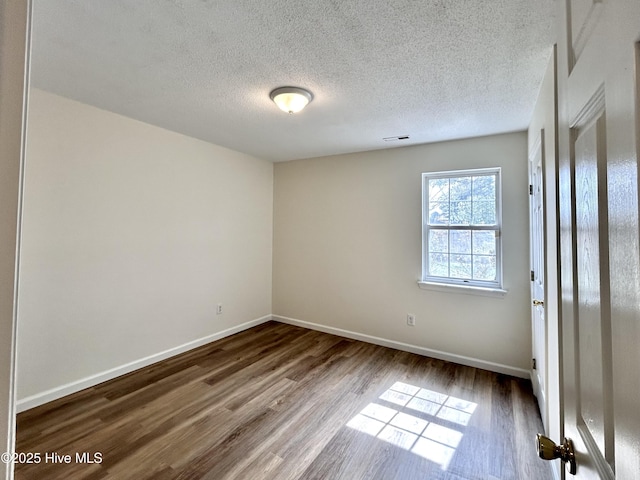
[553,0,640,478]
[529,134,547,429]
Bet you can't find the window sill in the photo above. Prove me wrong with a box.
[417,280,507,298]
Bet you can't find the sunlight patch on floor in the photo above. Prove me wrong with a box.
[346,381,477,470]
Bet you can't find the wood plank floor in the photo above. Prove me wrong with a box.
[15,321,552,479]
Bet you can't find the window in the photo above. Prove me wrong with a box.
[420,168,503,293]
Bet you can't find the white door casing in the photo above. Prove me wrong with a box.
[0,1,32,479]
[528,47,562,480]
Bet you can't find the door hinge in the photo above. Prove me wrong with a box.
[529,184,533,195]
[532,358,537,370]
[531,270,535,281]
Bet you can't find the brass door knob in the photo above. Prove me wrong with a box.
[533,299,544,307]
[536,434,576,475]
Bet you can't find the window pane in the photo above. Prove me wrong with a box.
[429,253,449,277]
[472,255,496,281]
[472,200,496,225]
[423,169,501,288]
[450,254,471,279]
[450,230,471,254]
[449,177,471,201]
[429,201,449,225]
[472,231,496,255]
[450,201,471,225]
[472,175,495,201]
[429,178,449,202]
[429,230,449,253]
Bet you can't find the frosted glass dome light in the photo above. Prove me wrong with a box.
[270,87,313,114]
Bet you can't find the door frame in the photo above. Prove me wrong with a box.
[0,1,32,479]
[527,46,562,480]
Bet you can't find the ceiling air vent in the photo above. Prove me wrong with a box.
[383,135,410,142]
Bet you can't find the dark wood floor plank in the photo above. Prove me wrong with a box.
[108,407,234,480]
[489,374,519,480]
[229,451,283,480]
[15,322,551,480]
[511,378,550,480]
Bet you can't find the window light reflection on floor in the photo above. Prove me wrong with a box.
[346,381,477,470]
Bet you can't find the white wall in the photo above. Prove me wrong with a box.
[273,132,532,372]
[17,89,273,404]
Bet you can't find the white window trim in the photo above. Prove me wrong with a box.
[417,280,507,298]
[420,167,506,296]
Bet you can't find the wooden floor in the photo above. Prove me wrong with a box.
[15,321,551,480]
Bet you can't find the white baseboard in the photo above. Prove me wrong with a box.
[16,315,272,412]
[17,313,530,412]
[272,315,530,379]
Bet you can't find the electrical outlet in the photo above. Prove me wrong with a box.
[407,314,416,326]
[216,303,223,315]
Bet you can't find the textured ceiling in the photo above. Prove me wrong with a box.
[30,0,555,162]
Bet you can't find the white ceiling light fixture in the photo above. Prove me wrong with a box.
[270,86,313,114]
